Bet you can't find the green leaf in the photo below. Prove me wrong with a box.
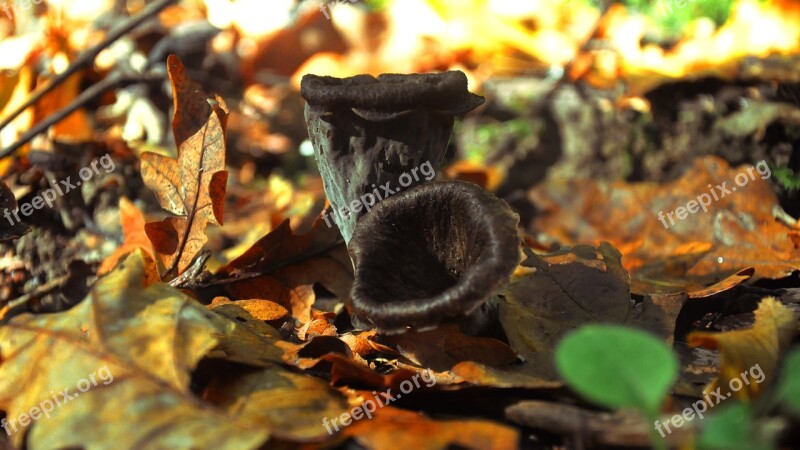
[697,404,776,450]
[778,348,800,413]
[555,325,678,417]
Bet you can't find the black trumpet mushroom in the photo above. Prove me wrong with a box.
[301,71,483,244]
[301,70,518,334]
[348,180,520,334]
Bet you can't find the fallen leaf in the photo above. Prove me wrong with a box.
[0,250,266,448]
[343,406,520,450]
[98,197,155,275]
[141,55,228,276]
[203,366,350,442]
[688,297,798,400]
[209,296,288,322]
[531,156,800,293]
[382,324,519,372]
[499,243,632,379]
[218,219,352,325]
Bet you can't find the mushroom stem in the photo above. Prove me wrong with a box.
[301,71,484,244]
[348,181,520,334]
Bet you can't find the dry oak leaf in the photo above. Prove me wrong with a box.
[688,296,798,401]
[0,250,265,449]
[141,54,228,275]
[98,197,155,275]
[203,368,349,443]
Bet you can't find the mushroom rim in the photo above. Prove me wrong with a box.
[348,180,520,333]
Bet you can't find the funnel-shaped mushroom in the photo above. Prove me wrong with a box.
[348,180,520,334]
[301,71,484,243]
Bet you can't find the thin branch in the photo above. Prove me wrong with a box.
[0,72,166,159]
[0,0,176,137]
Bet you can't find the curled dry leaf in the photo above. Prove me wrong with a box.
[0,250,350,447]
[98,197,155,275]
[141,55,228,276]
[688,296,798,401]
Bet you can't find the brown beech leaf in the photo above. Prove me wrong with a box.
[218,219,352,325]
[98,197,155,276]
[141,55,228,276]
[531,156,800,294]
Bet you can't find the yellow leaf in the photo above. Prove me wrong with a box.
[688,297,798,401]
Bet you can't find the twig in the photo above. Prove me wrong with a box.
[0,0,176,142]
[0,72,166,158]
[0,274,69,321]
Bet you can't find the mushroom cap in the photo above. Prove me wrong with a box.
[300,71,484,114]
[348,180,520,334]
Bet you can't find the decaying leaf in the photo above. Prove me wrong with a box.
[499,243,632,379]
[688,297,798,400]
[218,219,352,325]
[531,156,800,294]
[141,55,229,276]
[0,250,264,448]
[382,324,519,372]
[0,250,351,447]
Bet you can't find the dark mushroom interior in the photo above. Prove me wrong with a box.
[348,180,520,333]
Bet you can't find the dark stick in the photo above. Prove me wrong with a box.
[0,72,165,159]
[0,0,176,138]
